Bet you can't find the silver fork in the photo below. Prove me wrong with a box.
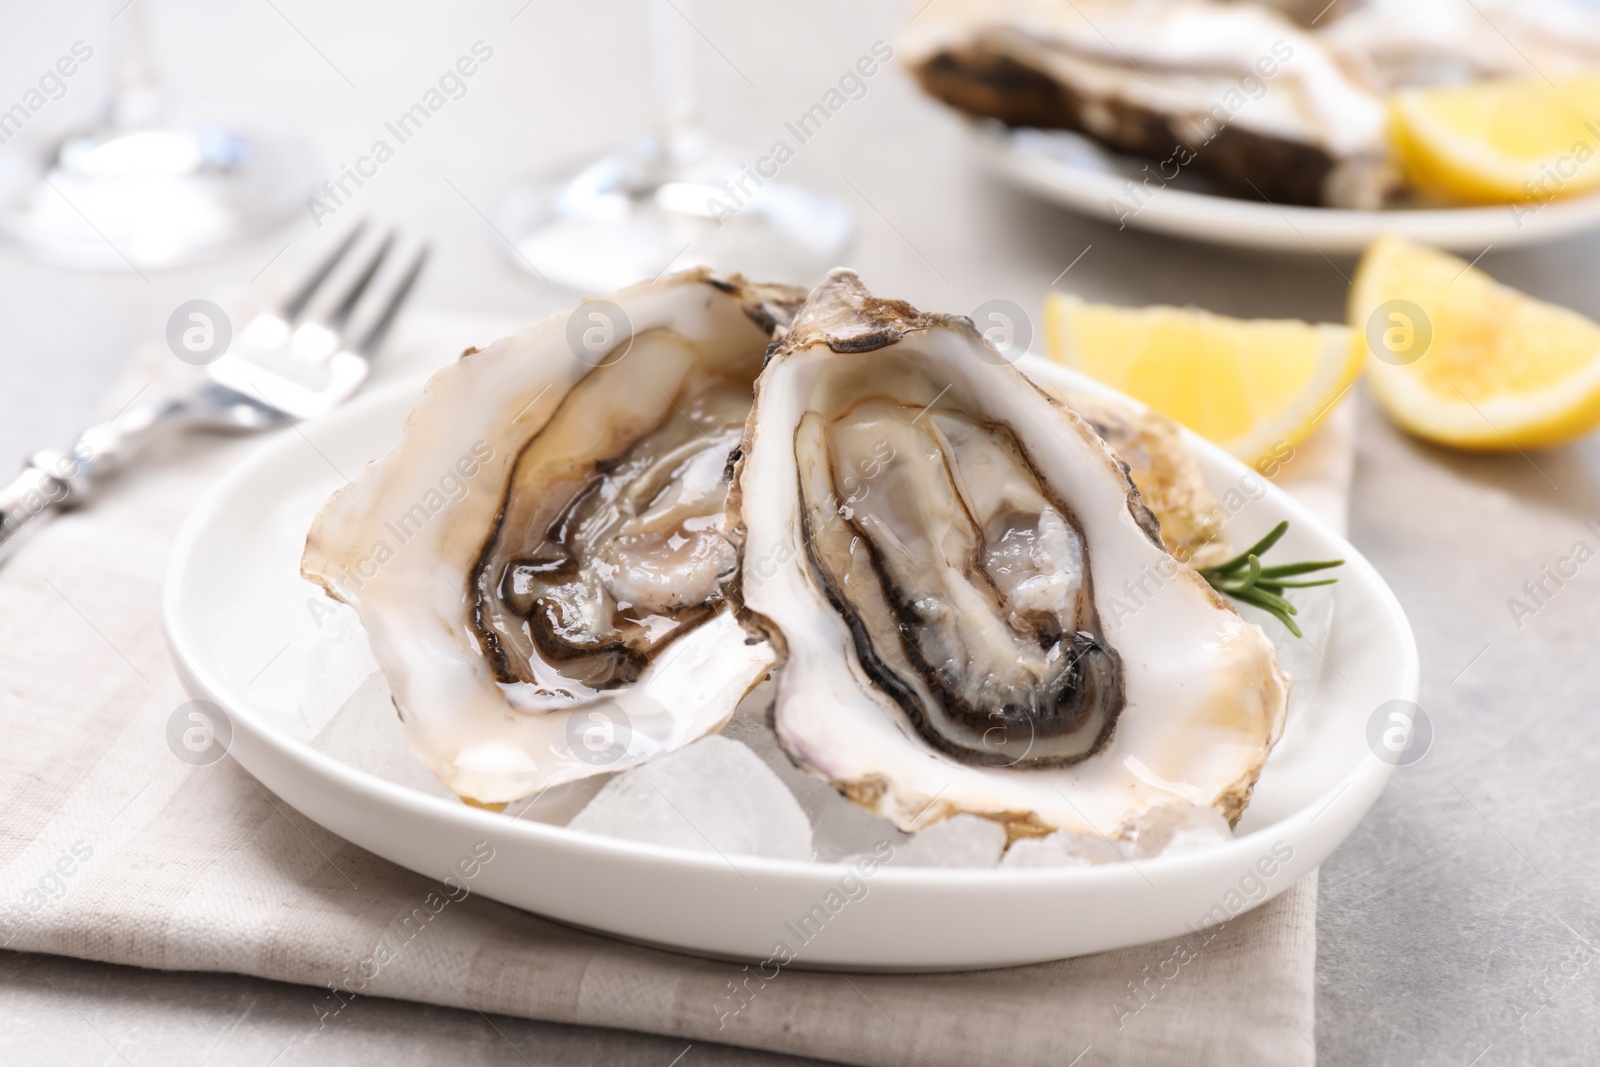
[0,224,429,565]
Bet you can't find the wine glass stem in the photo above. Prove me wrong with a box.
[110,0,161,127]
[647,0,696,151]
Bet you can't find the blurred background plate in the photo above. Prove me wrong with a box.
[975,123,1600,255]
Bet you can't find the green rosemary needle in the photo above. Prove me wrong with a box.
[1196,520,1343,638]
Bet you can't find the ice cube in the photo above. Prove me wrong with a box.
[502,775,614,826]
[892,814,1005,868]
[311,672,454,799]
[567,734,813,860]
[1000,829,1125,868]
[299,601,381,736]
[808,793,910,863]
[1125,802,1232,859]
[721,683,907,861]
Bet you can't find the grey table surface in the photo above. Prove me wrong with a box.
[4,1,1600,1064]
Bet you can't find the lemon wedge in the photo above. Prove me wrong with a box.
[1391,74,1600,205]
[1352,235,1600,450]
[1044,293,1359,470]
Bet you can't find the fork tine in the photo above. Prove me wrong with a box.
[281,221,367,322]
[355,244,430,357]
[324,230,396,334]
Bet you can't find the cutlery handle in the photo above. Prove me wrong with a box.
[0,398,188,563]
[0,464,69,561]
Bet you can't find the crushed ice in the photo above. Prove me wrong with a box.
[302,587,1333,867]
[567,734,813,861]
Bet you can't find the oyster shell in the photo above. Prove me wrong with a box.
[730,270,1288,837]
[301,270,800,804]
[1062,390,1231,568]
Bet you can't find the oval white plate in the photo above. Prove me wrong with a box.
[162,358,1418,971]
[976,123,1600,255]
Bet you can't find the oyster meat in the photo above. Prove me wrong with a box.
[730,271,1289,838]
[302,270,801,804]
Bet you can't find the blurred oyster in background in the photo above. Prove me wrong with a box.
[901,0,1392,206]
[902,0,1600,208]
[1320,0,1600,92]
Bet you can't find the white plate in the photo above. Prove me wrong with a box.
[161,358,1418,971]
[977,123,1600,255]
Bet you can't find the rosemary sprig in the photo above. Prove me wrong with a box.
[1197,520,1343,638]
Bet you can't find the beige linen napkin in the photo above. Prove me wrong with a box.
[0,312,1351,1067]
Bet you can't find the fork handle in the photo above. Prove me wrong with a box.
[0,398,189,563]
[0,466,69,562]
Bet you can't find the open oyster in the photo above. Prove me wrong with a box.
[730,271,1288,838]
[302,270,800,804]
[902,0,1392,207]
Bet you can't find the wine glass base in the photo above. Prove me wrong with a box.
[496,142,854,293]
[0,122,315,271]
